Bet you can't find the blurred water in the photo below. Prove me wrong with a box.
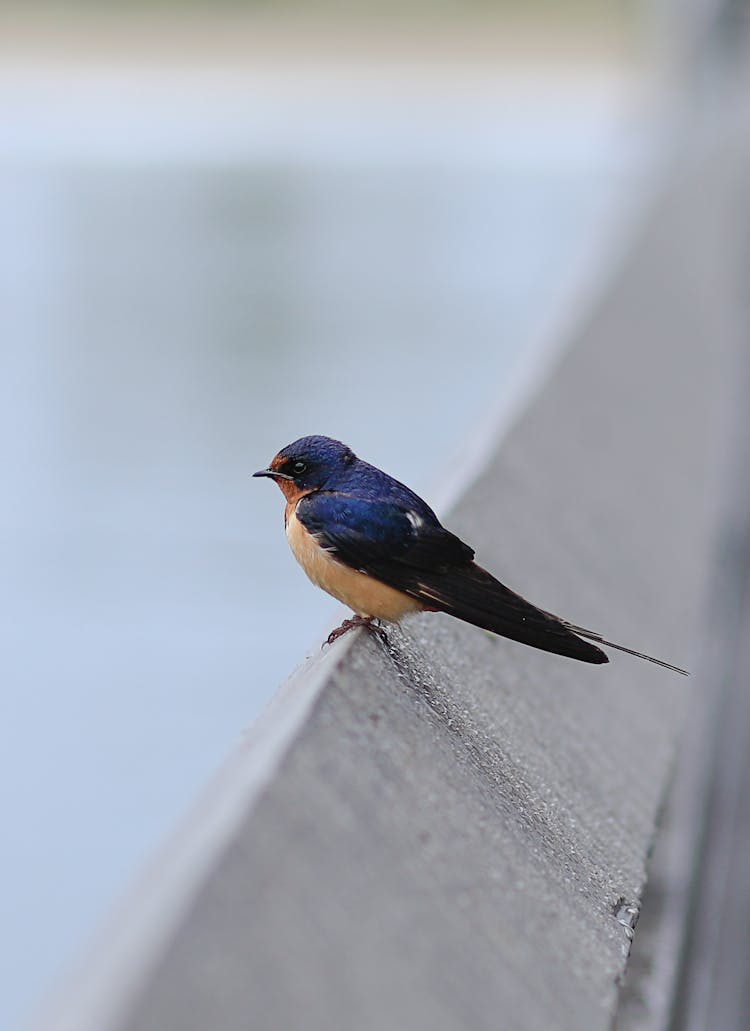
[0,69,640,1028]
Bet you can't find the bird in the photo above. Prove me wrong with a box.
[254,435,687,673]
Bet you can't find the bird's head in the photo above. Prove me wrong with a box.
[254,435,356,501]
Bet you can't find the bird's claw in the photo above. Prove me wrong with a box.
[325,619,357,646]
[323,616,389,648]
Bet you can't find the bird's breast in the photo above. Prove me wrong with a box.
[285,509,423,622]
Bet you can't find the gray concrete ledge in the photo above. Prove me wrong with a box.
[614,60,750,1026]
[36,118,744,1031]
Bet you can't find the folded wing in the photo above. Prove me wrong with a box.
[297,491,608,664]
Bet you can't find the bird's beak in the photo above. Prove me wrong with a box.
[253,468,294,481]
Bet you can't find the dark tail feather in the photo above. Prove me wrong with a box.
[562,623,689,675]
[401,562,686,672]
[409,565,609,665]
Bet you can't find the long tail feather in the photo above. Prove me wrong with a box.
[374,555,686,673]
[562,623,689,675]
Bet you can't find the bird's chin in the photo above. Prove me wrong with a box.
[253,469,301,501]
[277,480,310,503]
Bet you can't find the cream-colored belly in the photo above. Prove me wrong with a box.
[286,513,422,622]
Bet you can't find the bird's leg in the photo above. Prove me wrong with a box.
[325,615,389,647]
[325,617,360,645]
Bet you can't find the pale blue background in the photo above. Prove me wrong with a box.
[0,69,639,1028]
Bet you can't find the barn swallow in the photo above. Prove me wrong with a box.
[254,435,687,673]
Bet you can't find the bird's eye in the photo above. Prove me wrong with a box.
[292,460,307,476]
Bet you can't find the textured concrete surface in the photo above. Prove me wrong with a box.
[39,103,743,1031]
[614,46,750,1028]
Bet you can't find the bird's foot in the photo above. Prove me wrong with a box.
[325,615,389,647]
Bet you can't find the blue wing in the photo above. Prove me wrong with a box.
[296,489,610,664]
[295,491,474,574]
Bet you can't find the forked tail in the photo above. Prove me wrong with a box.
[562,622,689,675]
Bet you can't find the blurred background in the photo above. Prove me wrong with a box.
[0,2,681,1027]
